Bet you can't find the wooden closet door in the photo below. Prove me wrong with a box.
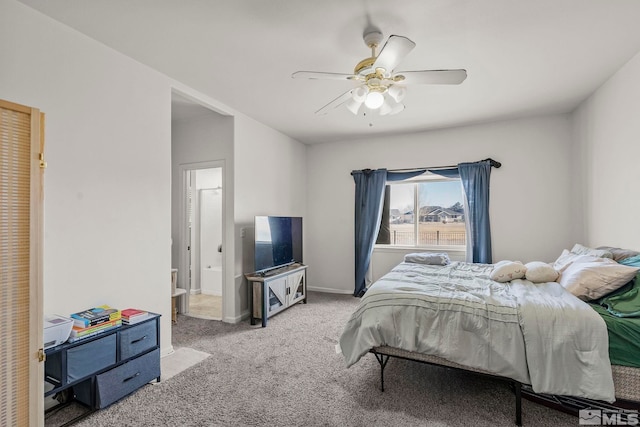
[0,99,44,427]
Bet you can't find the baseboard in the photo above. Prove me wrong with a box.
[161,345,175,357]
[201,291,222,297]
[223,310,249,324]
[307,286,353,295]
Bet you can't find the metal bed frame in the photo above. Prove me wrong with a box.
[370,346,640,426]
[370,346,523,426]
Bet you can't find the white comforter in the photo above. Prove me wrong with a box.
[338,261,615,402]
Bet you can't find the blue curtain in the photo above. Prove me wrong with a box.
[430,161,493,263]
[351,168,426,297]
[459,160,493,264]
[352,169,387,297]
[427,168,459,179]
[387,170,427,182]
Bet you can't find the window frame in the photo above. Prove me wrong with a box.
[375,175,467,251]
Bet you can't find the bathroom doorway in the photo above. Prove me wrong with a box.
[183,164,224,320]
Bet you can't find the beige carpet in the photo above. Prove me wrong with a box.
[44,347,211,426]
[158,347,211,382]
[71,292,582,427]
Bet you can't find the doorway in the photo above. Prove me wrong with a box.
[171,90,233,327]
[182,164,224,320]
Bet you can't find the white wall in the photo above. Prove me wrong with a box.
[306,115,577,293]
[196,168,223,272]
[233,115,307,316]
[196,168,222,189]
[2,0,306,336]
[572,50,640,251]
[0,0,173,353]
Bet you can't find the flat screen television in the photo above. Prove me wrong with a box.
[254,216,303,274]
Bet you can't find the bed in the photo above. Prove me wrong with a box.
[338,248,640,425]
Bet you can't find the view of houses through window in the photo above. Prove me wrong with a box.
[377,179,466,247]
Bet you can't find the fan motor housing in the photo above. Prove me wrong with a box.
[354,57,375,75]
[363,27,383,48]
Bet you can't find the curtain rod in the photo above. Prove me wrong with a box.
[387,158,502,172]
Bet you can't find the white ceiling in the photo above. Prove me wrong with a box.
[18,0,640,144]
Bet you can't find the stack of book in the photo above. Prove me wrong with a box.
[69,305,122,343]
[121,308,150,325]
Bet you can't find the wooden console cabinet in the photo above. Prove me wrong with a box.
[44,314,161,424]
[245,264,307,327]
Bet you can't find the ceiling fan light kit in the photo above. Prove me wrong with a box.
[364,90,384,109]
[292,24,467,117]
[388,85,406,103]
[352,85,369,103]
[345,97,363,115]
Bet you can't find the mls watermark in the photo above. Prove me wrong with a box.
[579,409,639,425]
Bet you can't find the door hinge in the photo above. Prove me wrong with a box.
[38,348,46,363]
[39,153,47,169]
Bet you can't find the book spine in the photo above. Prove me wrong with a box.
[70,309,122,327]
[121,309,147,318]
[67,324,121,343]
[71,313,111,328]
[122,314,151,325]
[98,306,123,322]
[122,313,148,321]
[71,319,122,337]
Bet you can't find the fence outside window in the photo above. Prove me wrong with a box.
[389,228,466,246]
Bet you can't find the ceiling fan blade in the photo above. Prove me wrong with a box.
[395,69,467,85]
[292,71,355,81]
[373,35,416,74]
[315,89,354,115]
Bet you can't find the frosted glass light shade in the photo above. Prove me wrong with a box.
[352,86,369,103]
[388,85,406,102]
[379,97,393,115]
[364,91,384,109]
[345,98,363,115]
[389,102,405,115]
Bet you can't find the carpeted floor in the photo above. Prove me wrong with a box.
[65,291,577,426]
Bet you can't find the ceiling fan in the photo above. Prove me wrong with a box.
[292,25,467,116]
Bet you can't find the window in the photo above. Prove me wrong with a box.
[377,178,466,247]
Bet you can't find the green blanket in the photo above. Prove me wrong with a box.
[589,304,640,368]
[599,279,640,317]
[590,269,640,367]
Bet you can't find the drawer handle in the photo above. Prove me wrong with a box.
[130,335,148,344]
[123,372,140,383]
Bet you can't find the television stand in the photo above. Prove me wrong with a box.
[245,263,307,327]
[258,263,295,277]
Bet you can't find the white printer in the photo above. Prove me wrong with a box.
[43,315,73,349]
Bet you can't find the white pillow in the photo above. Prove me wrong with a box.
[553,250,600,273]
[490,260,526,283]
[558,257,639,300]
[525,262,559,283]
[570,243,614,259]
